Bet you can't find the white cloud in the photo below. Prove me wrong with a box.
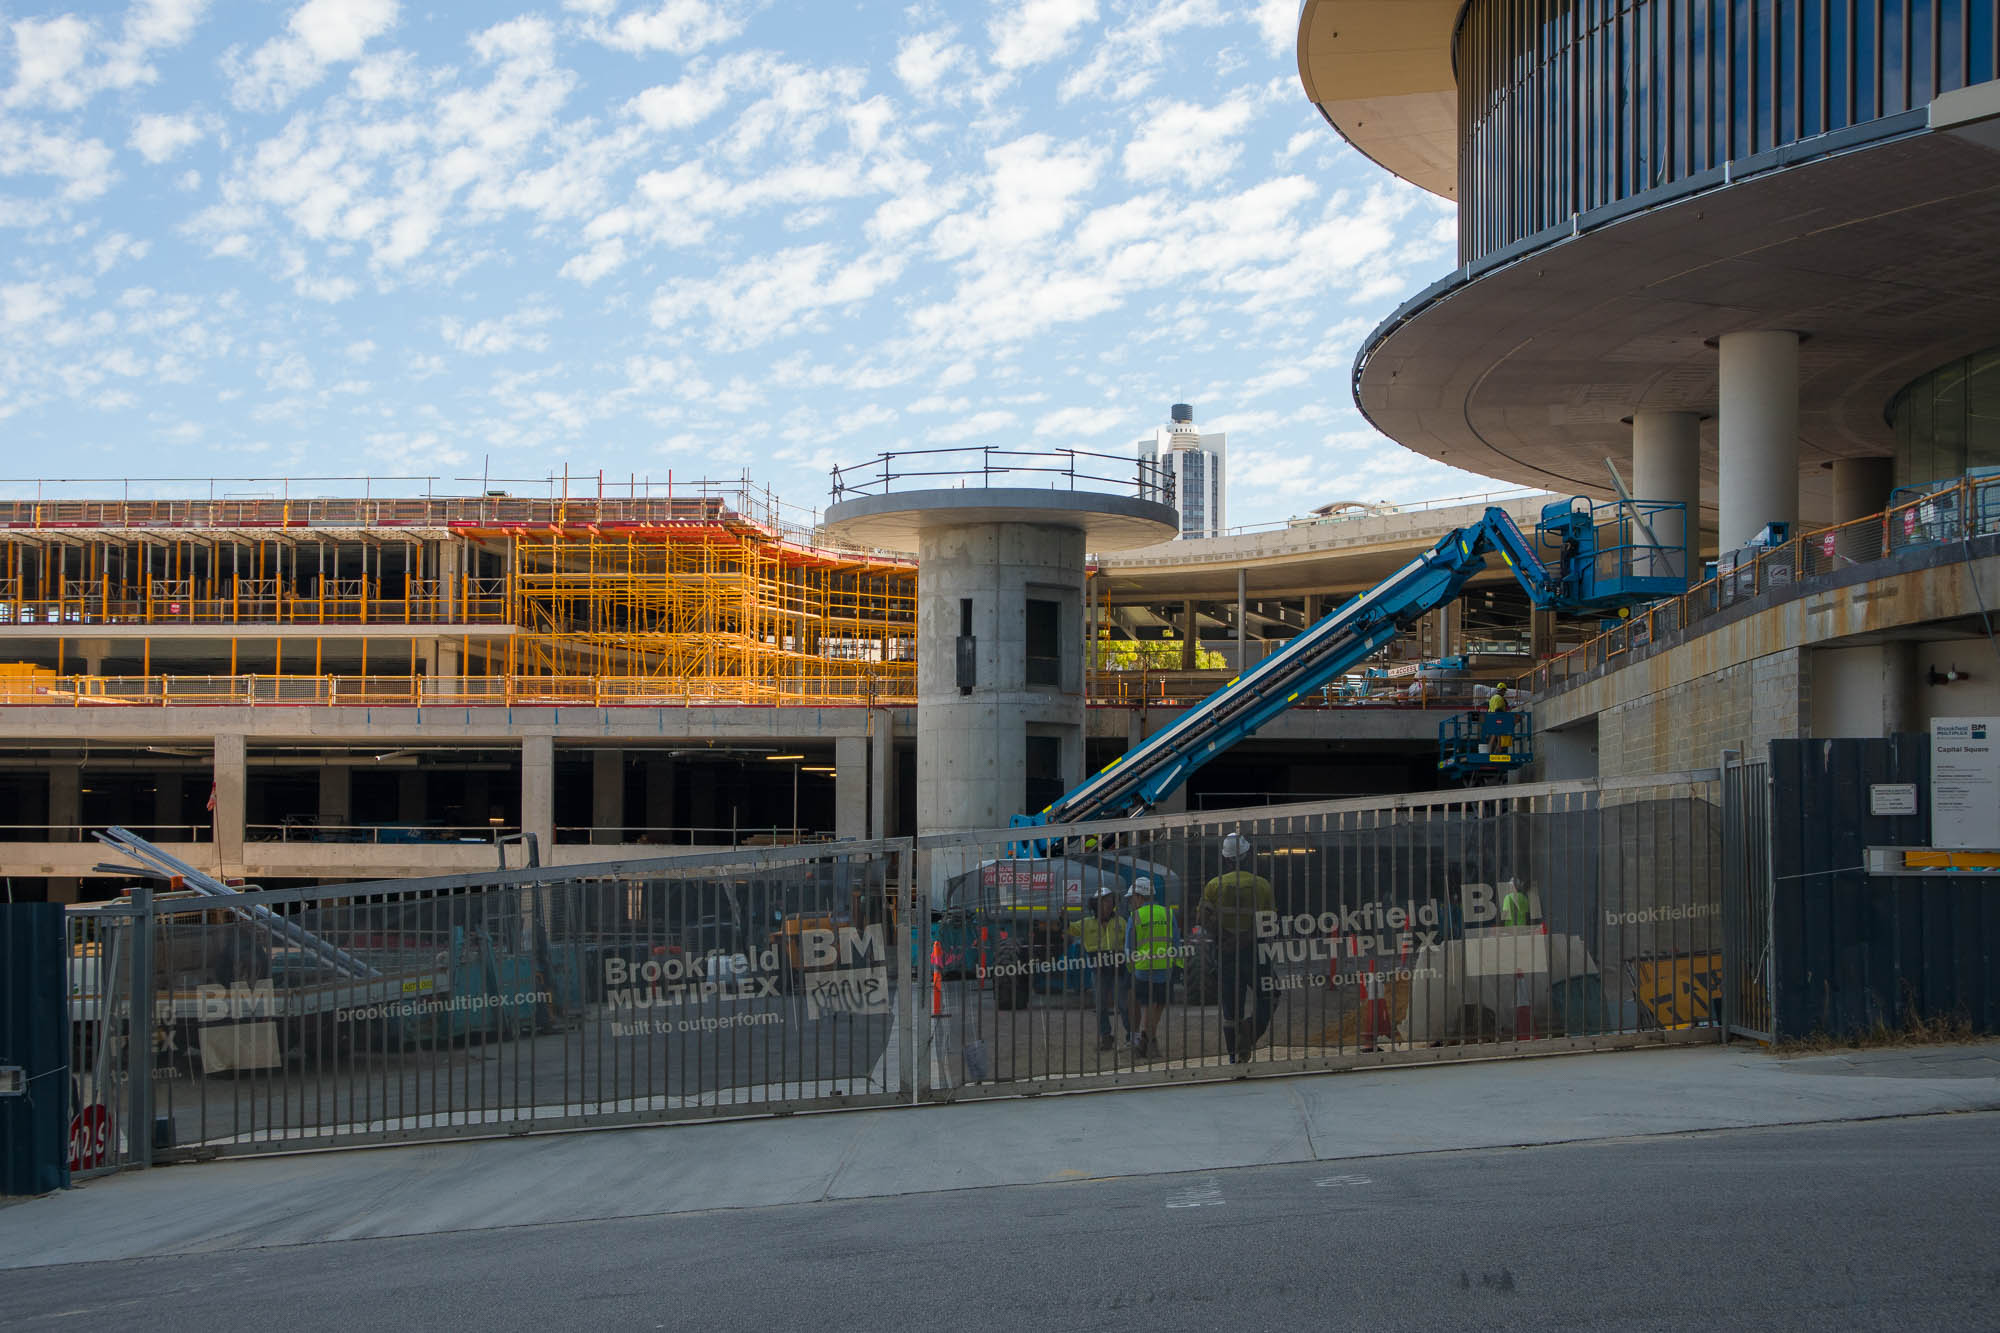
[650,244,905,351]
[1058,0,1227,103]
[1035,403,1127,439]
[0,282,62,328]
[1249,0,1298,55]
[586,1,746,56]
[440,304,556,355]
[895,28,967,97]
[0,120,118,203]
[1123,95,1256,185]
[227,0,400,111]
[5,16,94,110]
[129,112,205,163]
[928,409,1017,443]
[989,0,1098,71]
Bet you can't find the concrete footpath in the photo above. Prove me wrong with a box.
[5,1041,1998,1271]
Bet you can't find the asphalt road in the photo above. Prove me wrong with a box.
[8,1112,1997,1331]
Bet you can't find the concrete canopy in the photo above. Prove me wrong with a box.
[1296,0,1460,200]
[1356,119,2000,526]
[822,489,1177,555]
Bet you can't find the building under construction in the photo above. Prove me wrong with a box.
[0,487,916,706]
[0,479,1563,901]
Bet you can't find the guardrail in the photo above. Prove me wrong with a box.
[1520,473,2000,696]
[830,446,1173,504]
[0,672,920,708]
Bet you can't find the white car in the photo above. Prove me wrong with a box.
[1402,925,1600,1044]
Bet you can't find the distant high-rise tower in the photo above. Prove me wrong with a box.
[1137,403,1226,538]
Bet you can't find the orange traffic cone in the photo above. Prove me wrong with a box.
[931,939,946,1018]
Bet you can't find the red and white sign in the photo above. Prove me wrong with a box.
[69,1103,111,1171]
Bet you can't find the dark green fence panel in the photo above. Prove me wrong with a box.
[1,903,70,1195]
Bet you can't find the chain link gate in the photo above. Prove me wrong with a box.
[1720,755,1775,1042]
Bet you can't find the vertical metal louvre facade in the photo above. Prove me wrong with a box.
[1456,0,2000,262]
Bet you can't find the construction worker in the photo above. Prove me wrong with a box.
[1500,878,1534,926]
[1487,682,1513,753]
[1069,884,1129,1051]
[1200,831,1277,1064]
[1123,876,1177,1058]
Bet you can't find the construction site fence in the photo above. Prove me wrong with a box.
[61,838,914,1165]
[55,772,1726,1173]
[1521,471,2000,696]
[915,772,1723,1099]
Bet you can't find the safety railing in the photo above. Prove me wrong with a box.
[1088,671,1500,711]
[915,772,1722,1097]
[0,593,511,628]
[0,672,921,708]
[0,823,210,843]
[1520,472,2000,696]
[830,446,1174,505]
[247,823,521,845]
[553,826,838,847]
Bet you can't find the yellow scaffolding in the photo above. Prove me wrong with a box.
[0,497,918,707]
[505,521,916,705]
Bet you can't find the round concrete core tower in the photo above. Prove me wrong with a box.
[824,461,1177,834]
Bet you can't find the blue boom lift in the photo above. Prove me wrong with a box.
[1014,496,1685,830]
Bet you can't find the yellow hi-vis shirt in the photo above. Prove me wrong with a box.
[1202,869,1274,936]
[1068,912,1125,954]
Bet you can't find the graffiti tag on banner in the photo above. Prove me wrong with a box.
[804,966,890,1019]
[1634,953,1722,1029]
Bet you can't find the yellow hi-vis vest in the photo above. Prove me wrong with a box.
[1131,903,1176,972]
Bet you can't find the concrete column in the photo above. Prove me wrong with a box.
[1717,331,1801,551]
[1530,608,1558,660]
[869,712,892,839]
[48,764,80,842]
[317,765,350,831]
[1632,409,1702,576]
[397,770,425,823]
[213,734,246,870]
[1180,600,1197,670]
[591,749,622,845]
[1235,569,1247,672]
[915,521,1085,833]
[153,771,183,838]
[520,735,554,850]
[835,735,867,840]
[644,756,676,840]
[1832,457,1895,524]
[688,766,718,842]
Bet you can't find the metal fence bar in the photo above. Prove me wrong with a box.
[1721,756,1775,1042]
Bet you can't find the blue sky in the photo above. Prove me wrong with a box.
[0,0,1505,528]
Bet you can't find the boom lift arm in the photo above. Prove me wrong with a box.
[1016,499,1680,828]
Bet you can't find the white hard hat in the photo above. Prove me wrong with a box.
[1126,875,1154,897]
[1221,832,1250,861]
[1092,884,1116,902]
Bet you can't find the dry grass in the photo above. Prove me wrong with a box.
[1774,1008,1985,1055]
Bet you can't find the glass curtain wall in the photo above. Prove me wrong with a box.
[1457,0,2000,262]
[1889,347,2000,485]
